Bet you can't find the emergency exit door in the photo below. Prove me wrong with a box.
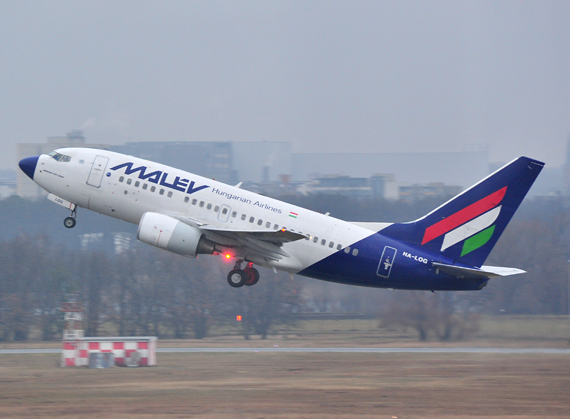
[376,246,397,278]
[86,156,109,188]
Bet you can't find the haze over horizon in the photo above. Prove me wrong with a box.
[1,1,569,171]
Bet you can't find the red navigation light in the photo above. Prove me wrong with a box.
[225,253,231,259]
[236,315,242,322]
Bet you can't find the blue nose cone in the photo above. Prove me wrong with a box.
[19,156,40,180]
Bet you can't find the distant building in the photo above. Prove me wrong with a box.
[231,141,292,184]
[0,169,16,199]
[399,183,462,202]
[300,174,397,200]
[564,136,570,199]
[17,130,108,199]
[110,141,234,184]
[291,149,490,192]
[16,135,494,201]
[0,177,16,199]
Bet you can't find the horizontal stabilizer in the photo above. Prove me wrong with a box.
[432,262,525,280]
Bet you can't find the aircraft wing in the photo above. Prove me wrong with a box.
[432,262,526,280]
[174,215,307,261]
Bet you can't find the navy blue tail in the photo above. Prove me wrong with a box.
[380,157,544,267]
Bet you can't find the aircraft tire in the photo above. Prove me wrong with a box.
[227,269,247,287]
[64,217,76,229]
[244,267,260,286]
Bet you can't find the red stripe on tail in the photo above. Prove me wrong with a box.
[421,186,507,245]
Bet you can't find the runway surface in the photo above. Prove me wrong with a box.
[1,347,570,355]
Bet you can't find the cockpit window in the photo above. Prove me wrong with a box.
[48,151,71,162]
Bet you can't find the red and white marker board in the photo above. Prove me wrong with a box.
[62,336,157,367]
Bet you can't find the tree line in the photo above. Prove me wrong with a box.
[0,193,567,341]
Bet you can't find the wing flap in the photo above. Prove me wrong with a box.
[172,217,307,262]
[200,225,307,243]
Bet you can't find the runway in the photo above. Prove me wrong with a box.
[1,347,569,355]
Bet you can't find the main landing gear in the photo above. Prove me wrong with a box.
[227,261,260,288]
[63,208,77,229]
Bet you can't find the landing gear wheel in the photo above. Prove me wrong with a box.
[64,217,76,229]
[227,269,247,288]
[244,267,260,286]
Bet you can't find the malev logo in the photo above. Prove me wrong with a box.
[421,187,507,256]
[110,162,209,195]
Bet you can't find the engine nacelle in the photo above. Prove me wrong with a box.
[137,212,215,257]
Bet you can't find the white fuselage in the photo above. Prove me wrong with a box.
[33,148,385,273]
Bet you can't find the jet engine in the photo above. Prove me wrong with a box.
[137,212,215,257]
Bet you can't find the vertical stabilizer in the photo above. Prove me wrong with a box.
[380,157,544,267]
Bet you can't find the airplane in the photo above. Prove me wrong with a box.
[19,148,543,291]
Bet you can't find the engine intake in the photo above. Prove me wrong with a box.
[137,212,215,257]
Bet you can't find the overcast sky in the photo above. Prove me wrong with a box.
[1,1,569,170]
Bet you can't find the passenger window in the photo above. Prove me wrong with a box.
[222,208,228,215]
[167,191,173,197]
[142,183,148,190]
[345,247,350,253]
[257,219,263,226]
[313,237,318,243]
[241,214,246,220]
[352,249,359,256]
[199,201,205,207]
[232,211,237,218]
[150,186,156,192]
[207,203,212,210]
[159,189,165,195]
[135,181,140,187]
[192,199,197,205]
[321,239,326,246]
[329,242,334,248]
[266,222,271,228]
[274,224,279,230]
[249,216,255,223]
[127,178,132,185]
[214,206,219,212]
[337,244,342,250]
[119,176,124,182]
[184,196,189,203]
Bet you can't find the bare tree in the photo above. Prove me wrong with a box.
[380,291,480,341]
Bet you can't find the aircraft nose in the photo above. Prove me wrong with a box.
[19,155,40,180]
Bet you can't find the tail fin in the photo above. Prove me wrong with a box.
[381,156,544,267]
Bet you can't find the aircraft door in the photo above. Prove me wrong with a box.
[218,205,231,222]
[86,155,109,188]
[376,246,397,278]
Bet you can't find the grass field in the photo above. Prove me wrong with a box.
[0,352,569,418]
[0,316,569,418]
[1,315,569,350]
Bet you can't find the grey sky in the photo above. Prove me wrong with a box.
[1,1,569,170]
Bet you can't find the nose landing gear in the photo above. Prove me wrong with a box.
[63,208,77,229]
[227,261,260,287]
